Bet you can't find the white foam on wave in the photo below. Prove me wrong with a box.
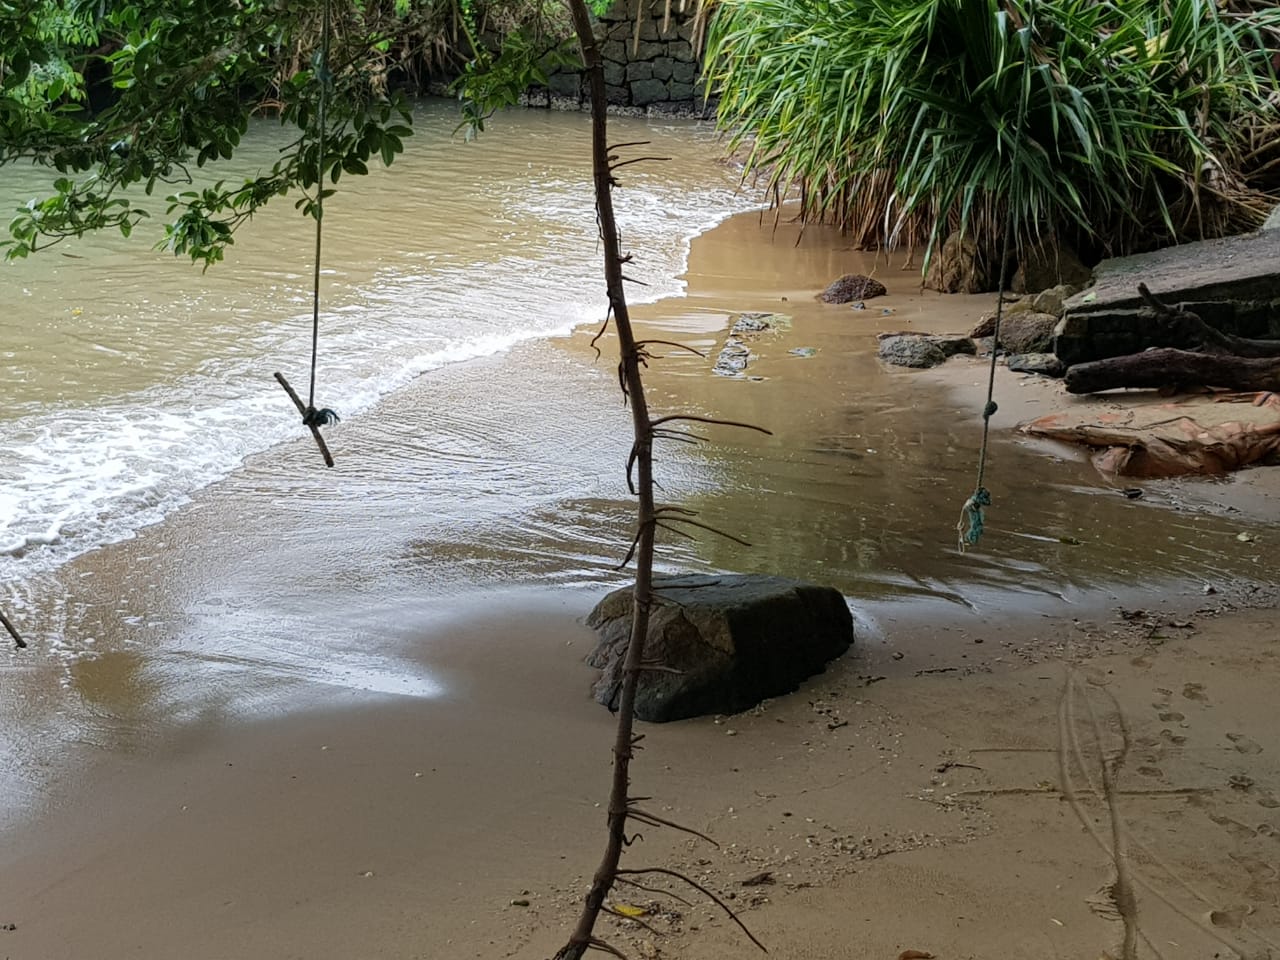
[0,157,757,585]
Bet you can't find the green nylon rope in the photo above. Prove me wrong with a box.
[958,3,1035,554]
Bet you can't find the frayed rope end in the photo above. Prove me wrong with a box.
[956,487,992,553]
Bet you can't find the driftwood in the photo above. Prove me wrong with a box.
[1065,284,1280,394]
[1065,348,1280,395]
[1138,283,1280,358]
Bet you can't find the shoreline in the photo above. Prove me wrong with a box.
[3,207,1280,958]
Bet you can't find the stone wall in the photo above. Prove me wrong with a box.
[530,0,710,117]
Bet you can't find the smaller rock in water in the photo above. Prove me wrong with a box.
[820,273,887,304]
[713,312,790,378]
[1007,353,1066,377]
[877,333,976,369]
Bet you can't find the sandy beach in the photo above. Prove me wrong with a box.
[3,210,1280,960]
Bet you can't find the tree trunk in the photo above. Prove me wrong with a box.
[1064,347,1280,395]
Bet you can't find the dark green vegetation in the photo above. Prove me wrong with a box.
[0,0,595,264]
[705,0,1280,268]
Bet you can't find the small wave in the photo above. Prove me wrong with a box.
[0,108,758,586]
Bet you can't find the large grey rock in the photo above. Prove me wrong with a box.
[998,312,1058,354]
[1056,230,1280,365]
[970,299,1031,337]
[586,574,854,722]
[925,232,993,294]
[877,333,975,368]
[1029,283,1081,318]
[1012,239,1091,294]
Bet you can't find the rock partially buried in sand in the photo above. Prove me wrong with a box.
[586,573,854,722]
[820,273,887,304]
[876,333,976,368]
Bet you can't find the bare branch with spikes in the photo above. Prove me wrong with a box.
[617,868,768,953]
[627,807,720,846]
[650,413,773,435]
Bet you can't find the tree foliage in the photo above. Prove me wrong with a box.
[0,0,592,265]
[705,0,1280,268]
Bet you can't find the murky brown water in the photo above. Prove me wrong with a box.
[2,105,1277,834]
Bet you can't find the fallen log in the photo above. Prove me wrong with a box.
[1064,347,1280,395]
[1138,283,1280,358]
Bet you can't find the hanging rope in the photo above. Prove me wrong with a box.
[274,0,338,467]
[957,1,1035,552]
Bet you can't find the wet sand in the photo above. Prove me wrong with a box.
[4,211,1280,959]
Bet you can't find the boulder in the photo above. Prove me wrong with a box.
[586,574,854,722]
[925,232,993,294]
[970,298,1032,337]
[997,312,1058,354]
[877,333,975,368]
[1012,239,1092,294]
[820,273,887,304]
[1029,283,1081,318]
[1007,352,1066,377]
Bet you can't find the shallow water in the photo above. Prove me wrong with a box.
[0,101,750,576]
[2,104,1277,834]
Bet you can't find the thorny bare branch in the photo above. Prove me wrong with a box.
[618,868,768,953]
[635,339,708,359]
[660,516,754,547]
[602,906,664,938]
[614,875,695,907]
[649,414,773,435]
[627,807,720,846]
[556,2,766,956]
[651,429,704,444]
[610,155,673,171]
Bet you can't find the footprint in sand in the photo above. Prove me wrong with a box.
[1137,766,1164,778]
[1159,729,1188,746]
[1210,813,1259,841]
[1256,791,1280,809]
[1227,732,1263,754]
[1182,682,1208,701]
[1159,711,1186,722]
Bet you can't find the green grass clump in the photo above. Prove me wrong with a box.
[705,0,1280,274]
